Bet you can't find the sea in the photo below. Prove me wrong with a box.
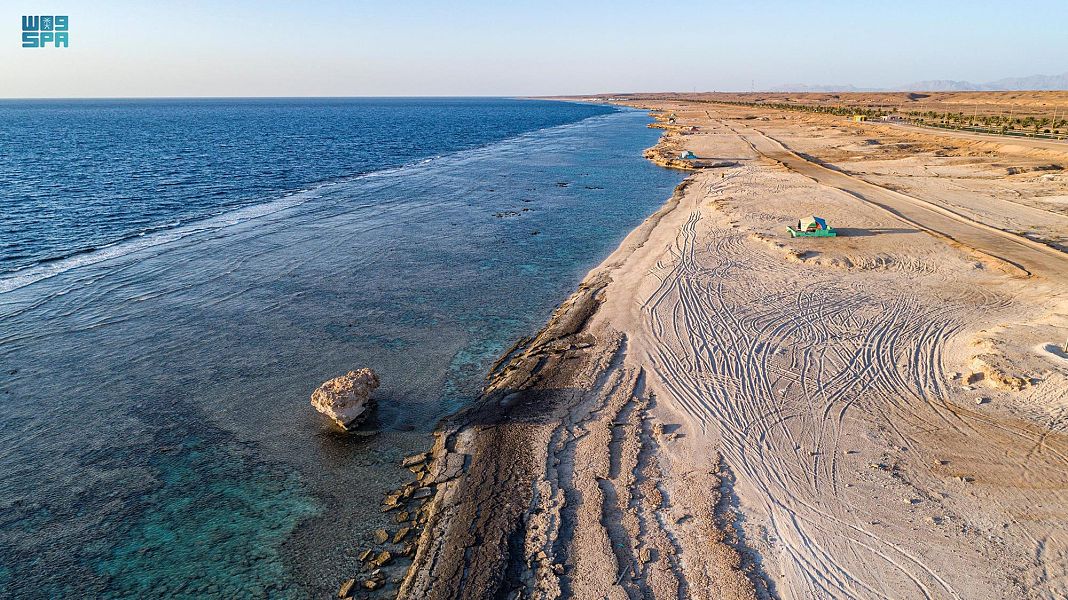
[0,98,684,597]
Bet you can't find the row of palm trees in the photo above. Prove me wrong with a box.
[909,110,1064,133]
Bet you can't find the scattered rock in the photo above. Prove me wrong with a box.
[394,510,409,523]
[411,487,433,500]
[338,578,356,597]
[976,397,990,405]
[652,423,665,438]
[310,369,380,430]
[359,549,373,562]
[639,547,654,563]
[402,452,428,468]
[362,578,382,590]
[392,527,411,543]
[373,529,389,544]
[372,550,394,567]
[383,491,404,510]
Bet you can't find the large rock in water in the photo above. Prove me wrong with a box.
[310,369,380,430]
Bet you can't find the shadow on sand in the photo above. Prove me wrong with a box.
[835,227,919,237]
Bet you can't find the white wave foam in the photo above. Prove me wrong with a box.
[0,192,317,295]
[0,107,632,296]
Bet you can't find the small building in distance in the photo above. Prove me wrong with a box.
[679,150,698,160]
[881,114,905,122]
[853,114,868,122]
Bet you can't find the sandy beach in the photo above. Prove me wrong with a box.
[357,96,1068,599]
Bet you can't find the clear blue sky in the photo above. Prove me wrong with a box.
[3,0,1065,97]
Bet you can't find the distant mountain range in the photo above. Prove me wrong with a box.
[767,72,1068,93]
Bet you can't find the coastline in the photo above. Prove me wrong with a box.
[356,109,765,598]
[356,99,1068,599]
[390,175,768,599]
[0,101,682,598]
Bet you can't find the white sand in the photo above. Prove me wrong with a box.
[582,103,1068,599]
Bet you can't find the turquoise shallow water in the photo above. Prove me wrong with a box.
[0,101,683,597]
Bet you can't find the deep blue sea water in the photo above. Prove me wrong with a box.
[0,99,683,597]
[0,98,615,287]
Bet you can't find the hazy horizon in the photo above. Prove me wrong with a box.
[3,0,1067,99]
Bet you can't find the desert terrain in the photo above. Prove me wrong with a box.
[351,96,1068,599]
[612,91,1068,120]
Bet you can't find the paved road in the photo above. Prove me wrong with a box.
[885,122,1068,153]
[728,123,1068,283]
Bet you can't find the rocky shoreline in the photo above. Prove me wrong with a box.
[335,173,767,598]
[335,110,764,600]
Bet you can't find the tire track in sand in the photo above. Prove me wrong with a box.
[632,163,1013,598]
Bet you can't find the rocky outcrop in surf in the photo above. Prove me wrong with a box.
[310,368,380,430]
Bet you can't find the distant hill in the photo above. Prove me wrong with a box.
[768,72,1068,93]
[980,72,1068,91]
[767,83,878,93]
[902,80,980,92]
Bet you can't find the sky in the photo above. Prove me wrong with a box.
[2,0,1066,98]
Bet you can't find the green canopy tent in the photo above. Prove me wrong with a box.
[787,216,837,238]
